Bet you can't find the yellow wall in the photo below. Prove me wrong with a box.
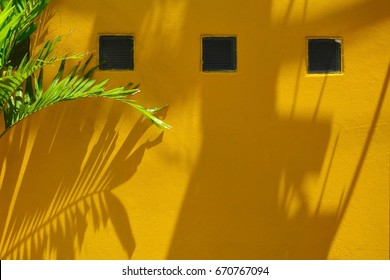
[1,0,389,259]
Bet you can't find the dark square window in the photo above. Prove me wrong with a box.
[308,38,342,73]
[99,35,134,70]
[7,37,30,68]
[202,37,237,71]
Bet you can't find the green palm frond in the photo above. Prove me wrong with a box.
[0,0,170,138]
[1,55,171,137]
[0,37,72,109]
[0,1,49,67]
[0,4,22,67]
[0,0,49,44]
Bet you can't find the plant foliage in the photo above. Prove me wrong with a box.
[0,0,170,138]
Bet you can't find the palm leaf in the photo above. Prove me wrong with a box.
[0,4,23,67]
[1,1,49,43]
[0,1,48,68]
[0,37,79,110]
[0,0,170,138]
[1,57,170,137]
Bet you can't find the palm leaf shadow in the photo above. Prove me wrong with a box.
[0,101,165,259]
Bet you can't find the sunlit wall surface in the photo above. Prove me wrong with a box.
[0,0,389,259]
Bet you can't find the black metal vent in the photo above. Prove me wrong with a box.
[202,37,237,71]
[308,38,341,73]
[99,35,134,70]
[7,37,30,68]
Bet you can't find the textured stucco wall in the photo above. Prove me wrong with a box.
[0,0,389,259]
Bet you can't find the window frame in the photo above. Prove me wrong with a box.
[306,37,343,75]
[201,35,238,73]
[7,37,30,68]
[98,34,135,71]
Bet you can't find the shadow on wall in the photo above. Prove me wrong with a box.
[168,64,390,259]
[0,99,164,259]
[168,65,389,259]
[0,0,388,260]
[167,88,335,259]
[167,0,389,259]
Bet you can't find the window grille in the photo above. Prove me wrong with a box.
[99,35,134,70]
[202,36,237,71]
[7,37,30,68]
[308,38,342,73]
